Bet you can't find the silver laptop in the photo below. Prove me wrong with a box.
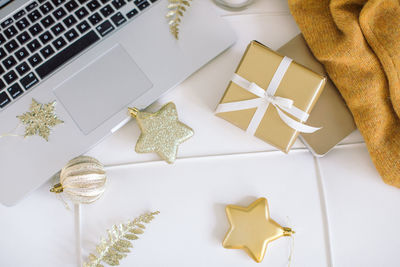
[0,0,236,206]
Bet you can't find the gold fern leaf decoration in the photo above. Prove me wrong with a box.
[166,0,192,39]
[83,211,160,267]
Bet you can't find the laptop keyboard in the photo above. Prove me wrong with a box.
[0,0,159,110]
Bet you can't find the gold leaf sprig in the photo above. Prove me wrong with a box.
[166,0,192,39]
[83,211,160,267]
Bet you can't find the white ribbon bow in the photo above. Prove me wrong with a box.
[216,56,321,135]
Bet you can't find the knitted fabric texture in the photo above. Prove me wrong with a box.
[288,0,400,187]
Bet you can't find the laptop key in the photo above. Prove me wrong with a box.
[16,18,30,30]
[52,36,67,49]
[0,92,11,108]
[20,72,39,90]
[41,15,55,28]
[0,33,5,45]
[1,18,13,29]
[63,15,77,27]
[28,53,43,67]
[65,0,78,12]
[0,48,6,60]
[112,0,125,9]
[78,0,89,4]
[126,9,138,19]
[39,31,53,44]
[28,10,42,23]
[4,70,18,84]
[96,20,114,37]
[16,31,31,45]
[4,40,19,53]
[36,30,100,79]
[64,28,78,41]
[15,47,29,61]
[13,10,26,20]
[51,23,65,36]
[110,12,126,26]
[16,62,31,76]
[53,7,67,20]
[26,2,39,11]
[7,83,24,99]
[0,79,5,90]
[4,25,18,38]
[88,12,102,25]
[2,56,17,69]
[29,23,43,36]
[40,45,55,58]
[87,0,101,11]
[135,1,149,11]
[40,2,54,15]
[75,7,89,20]
[76,20,90,33]
[51,0,66,6]
[27,39,42,52]
[100,5,114,17]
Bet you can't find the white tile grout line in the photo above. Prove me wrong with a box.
[313,156,334,267]
[103,142,366,170]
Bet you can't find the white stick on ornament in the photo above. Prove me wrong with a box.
[75,203,83,267]
[51,156,107,266]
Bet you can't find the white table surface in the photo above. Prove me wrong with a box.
[1,1,399,266]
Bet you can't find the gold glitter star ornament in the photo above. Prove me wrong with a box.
[17,99,63,141]
[223,197,294,263]
[129,102,194,164]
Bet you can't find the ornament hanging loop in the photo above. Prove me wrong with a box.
[128,107,139,118]
[283,227,295,236]
[50,183,64,193]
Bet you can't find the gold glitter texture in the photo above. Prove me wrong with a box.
[17,99,63,141]
[132,102,194,164]
[83,211,159,267]
[223,198,294,263]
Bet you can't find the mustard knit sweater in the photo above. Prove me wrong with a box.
[288,0,400,187]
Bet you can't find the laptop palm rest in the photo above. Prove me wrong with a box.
[54,44,153,135]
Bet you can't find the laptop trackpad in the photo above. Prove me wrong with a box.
[54,45,153,134]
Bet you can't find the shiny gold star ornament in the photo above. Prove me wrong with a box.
[17,99,63,141]
[223,197,294,263]
[128,102,194,164]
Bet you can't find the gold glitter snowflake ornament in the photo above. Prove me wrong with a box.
[17,99,63,141]
[129,102,194,164]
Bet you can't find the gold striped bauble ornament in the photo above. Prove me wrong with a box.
[50,156,107,204]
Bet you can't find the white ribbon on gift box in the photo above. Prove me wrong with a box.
[215,56,321,135]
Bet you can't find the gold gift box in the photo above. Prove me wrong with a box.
[216,41,326,153]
